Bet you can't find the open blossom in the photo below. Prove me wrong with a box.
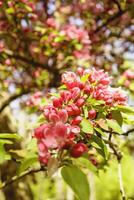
[34,67,127,165]
[38,141,50,164]
[62,71,77,84]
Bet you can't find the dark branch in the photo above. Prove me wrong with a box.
[6,53,52,72]
[0,76,61,113]
[95,8,128,33]
[0,89,31,113]
[106,140,122,161]
[112,0,122,12]
[0,167,46,189]
[122,128,134,136]
[102,128,134,136]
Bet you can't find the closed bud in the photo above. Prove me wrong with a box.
[71,116,82,125]
[88,109,97,119]
[71,143,88,158]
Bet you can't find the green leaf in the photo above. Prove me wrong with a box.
[75,157,98,175]
[24,5,33,12]
[81,119,93,134]
[9,149,26,161]
[0,140,12,163]
[40,98,48,106]
[18,139,39,174]
[54,36,65,43]
[0,146,11,163]
[91,135,108,159]
[61,165,90,200]
[94,127,106,137]
[0,139,13,145]
[81,74,89,83]
[129,82,134,91]
[75,44,82,50]
[122,113,134,124]
[50,92,60,98]
[18,155,38,174]
[6,8,15,14]
[58,84,67,90]
[84,107,88,118]
[117,105,134,114]
[87,98,105,106]
[111,110,123,126]
[107,119,122,134]
[26,138,38,152]
[96,119,109,130]
[37,114,45,124]
[0,133,21,140]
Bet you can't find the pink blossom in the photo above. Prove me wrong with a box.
[34,67,127,165]
[46,18,57,28]
[58,109,68,123]
[38,141,50,165]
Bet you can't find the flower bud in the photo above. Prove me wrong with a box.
[71,143,88,158]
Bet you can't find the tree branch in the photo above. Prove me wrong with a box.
[101,128,134,136]
[0,89,31,113]
[5,53,52,72]
[122,128,134,136]
[112,0,122,12]
[95,8,128,33]
[106,140,122,161]
[0,167,46,190]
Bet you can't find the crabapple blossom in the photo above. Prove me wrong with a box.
[34,67,127,165]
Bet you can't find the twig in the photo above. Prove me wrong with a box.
[101,128,134,136]
[118,160,126,200]
[0,167,45,190]
[106,139,126,200]
[106,140,122,161]
[122,128,134,136]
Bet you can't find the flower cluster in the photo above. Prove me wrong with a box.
[62,68,127,106]
[33,68,127,165]
[26,92,42,107]
[44,23,91,60]
[120,69,134,91]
